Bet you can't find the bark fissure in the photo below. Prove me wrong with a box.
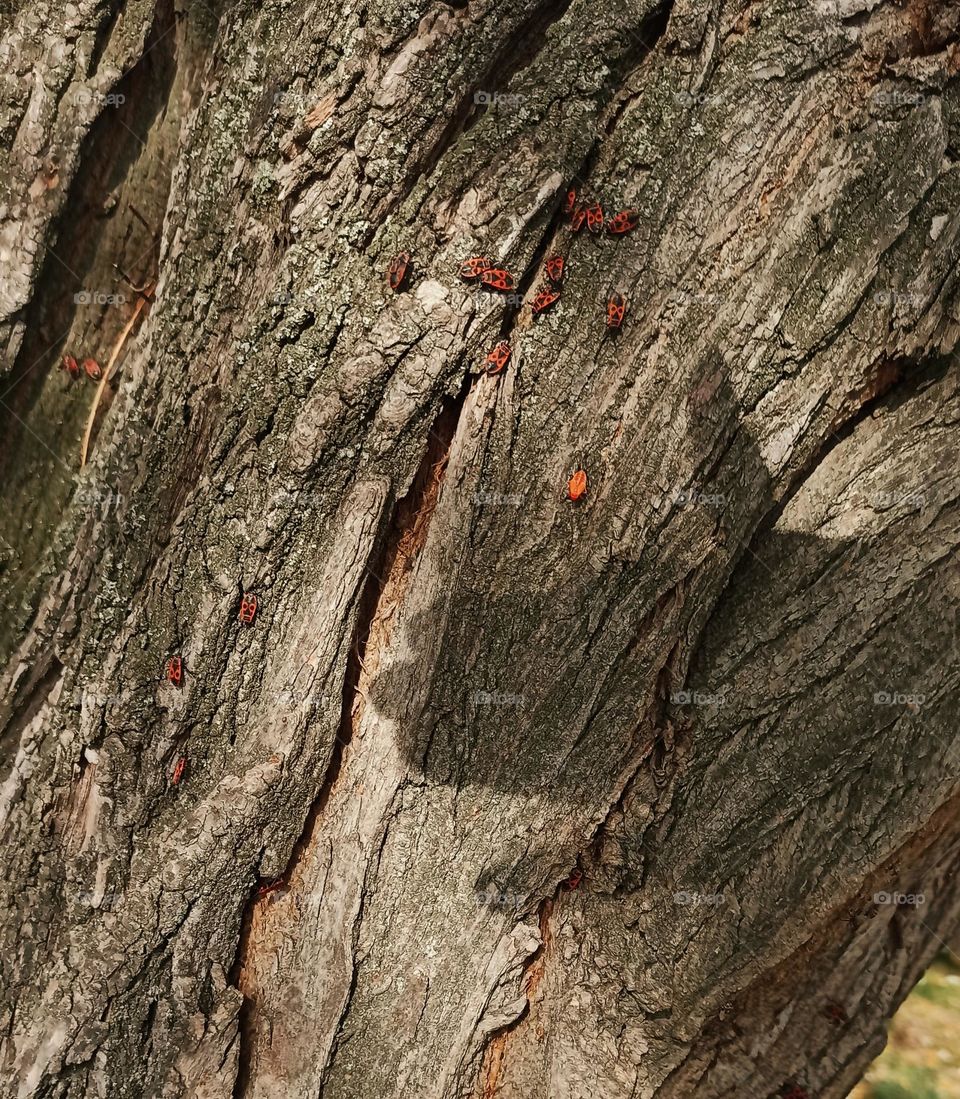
[402,1,579,208]
[0,655,63,765]
[232,372,473,1094]
[753,350,950,546]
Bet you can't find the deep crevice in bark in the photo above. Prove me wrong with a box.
[0,0,182,669]
[753,350,953,547]
[415,0,578,188]
[0,0,177,441]
[601,0,676,135]
[88,0,126,73]
[478,897,555,1096]
[231,370,474,1095]
[0,655,63,769]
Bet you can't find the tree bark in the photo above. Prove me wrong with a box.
[1,1,959,1097]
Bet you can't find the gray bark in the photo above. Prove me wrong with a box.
[1,0,959,1097]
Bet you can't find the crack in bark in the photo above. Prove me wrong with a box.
[231,371,474,1096]
[384,0,579,227]
[0,655,63,770]
[661,784,960,1099]
[0,0,177,438]
[752,349,953,546]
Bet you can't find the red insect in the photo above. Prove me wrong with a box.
[780,1089,808,1099]
[61,354,80,379]
[256,877,287,899]
[387,251,411,291]
[606,291,626,329]
[531,287,561,317]
[480,268,516,292]
[563,188,577,215]
[607,208,639,235]
[568,469,588,502]
[171,757,187,785]
[564,868,583,890]
[238,593,258,625]
[585,202,604,233]
[82,357,102,381]
[570,207,588,233]
[544,254,565,284]
[460,256,490,281]
[167,656,183,686]
[484,340,511,375]
[823,1000,847,1026]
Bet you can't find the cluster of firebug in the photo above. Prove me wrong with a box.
[384,179,639,503]
[61,354,102,382]
[458,256,522,375]
[458,256,517,293]
[528,253,563,321]
[566,188,639,238]
[564,188,633,332]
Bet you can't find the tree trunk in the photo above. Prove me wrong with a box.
[2,1,959,1096]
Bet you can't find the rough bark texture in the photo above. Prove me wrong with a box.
[1,0,959,1097]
